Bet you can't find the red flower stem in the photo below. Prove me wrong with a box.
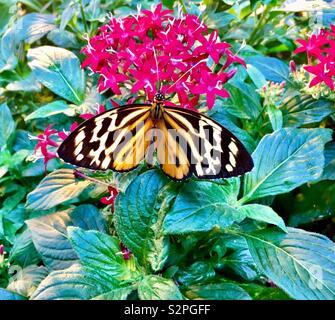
[74,169,112,188]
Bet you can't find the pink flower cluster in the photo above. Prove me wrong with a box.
[294,25,335,90]
[81,3,244,109]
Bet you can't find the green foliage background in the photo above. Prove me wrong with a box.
[0,0,335,300]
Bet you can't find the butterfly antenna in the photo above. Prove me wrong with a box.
[166,58,207,93]
[153,47,161,92]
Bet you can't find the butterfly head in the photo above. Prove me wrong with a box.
[154,92,165,103]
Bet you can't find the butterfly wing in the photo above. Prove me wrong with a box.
[57,104,153,172]
[160,106,254,180]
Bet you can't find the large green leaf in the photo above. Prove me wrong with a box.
[26,205,106,271]
[0,288,26,300]
[246,55,292,85]
[222,82,262,120]
[25,100,73,121]
[242,128,332,203]
[7,265,48,298]
[27,46,85,104]
[15,13,56,44]
[0,103,15,148]
[31,264,132,300]
[26,169,91,210]
[321,142,335,181]
[286,181,335,227]
[68,227,141,282]
[114,170,172,272]
[184,282,251,300]
[164,179,245,234]
[282,95,335,127]
[138,275,183,300]
[238,204,286,232]
[9,229,41,268]
[238,227,335,300]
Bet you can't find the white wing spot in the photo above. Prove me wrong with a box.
[226,164,234,172]
[76,154,84,161]
[229,152,236,167]
[229,141,238,155]
[75,131,85,145]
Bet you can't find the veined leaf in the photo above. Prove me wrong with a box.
[238,227,335,300]
[26,169,91,210]
[242,128,332,203]
[31,264,130,300]
[27,46,85,104]
[164,180,245,234]
[238,204,286,232]
[0,288,26,300]
[321,142,335,181]
[184,282,251,300]
[246,55,292,85]
[14,13,56,44]
[114,170,172,272]
[282,95,335,127]
[0,103,15,148]
[138,275,183,300]
[25,101,73,121]
[26,205,106,271]
[68,227,141,283]
[7,265,48,298]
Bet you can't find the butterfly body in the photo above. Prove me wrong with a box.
[58,93,254,181]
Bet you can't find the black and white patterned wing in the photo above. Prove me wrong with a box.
[57,104,153,172]
[162,106,254,180]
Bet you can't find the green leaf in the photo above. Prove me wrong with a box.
[242,128,332,203]
[239,227,335,300]
[238,204,286,232]
[246,55,292,85]
[241,283,291,300]
[138,275,183,300]
[321,142,335,181]
[6,73,41,92]
[220,248,258,281]
[31,264,129,300]
[26,169,91,210]
[7,265,48,298]
[285,181,335,227]
[0,288,26,300]
[27,46,85,104]
[114,170,172,272]
[25,100,73,121]
[164,180,245,234]
[176,262,216,287]
[68,227,141,283]
[246,64,267,89]
[282,95,335,127]
[0,103,15,148]
[223,82,262,120]
[26,206,106,271]
[184,282,251,300]
[14,13,56,44]
[267,104,283,131]
[9,229,41,268]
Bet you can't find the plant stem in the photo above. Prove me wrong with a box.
[79,0,89,33]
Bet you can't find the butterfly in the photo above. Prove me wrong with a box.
[57,92,254,181]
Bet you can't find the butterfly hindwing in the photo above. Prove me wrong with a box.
[57,104,153,172]
[161,106,254,180]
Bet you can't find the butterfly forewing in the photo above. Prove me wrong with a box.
[161,106,254,180]
[57,104,153,172]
